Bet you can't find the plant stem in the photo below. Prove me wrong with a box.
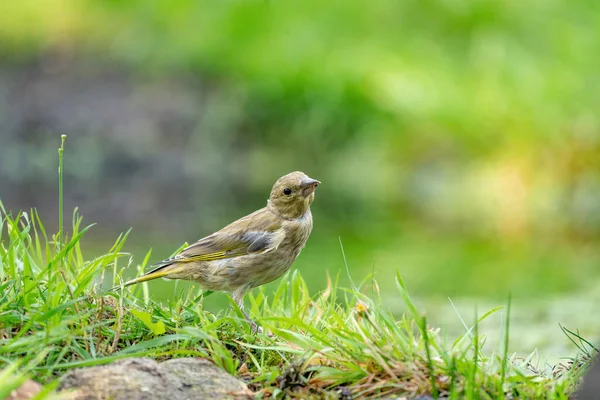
[58,134,67,251]
[499,294,512,398]
[421,316,438,398]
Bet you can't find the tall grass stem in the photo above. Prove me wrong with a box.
[499,294,511,398]
[58,134,67,251]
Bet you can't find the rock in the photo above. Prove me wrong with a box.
[578,358,600,399]
[58,357,251,400]
[7,379,42,400]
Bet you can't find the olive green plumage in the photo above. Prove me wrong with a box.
[120,171,320,327]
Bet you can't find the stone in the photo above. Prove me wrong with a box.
[58,357,251,400]
[578,358,600,400]
[7,379,42,400]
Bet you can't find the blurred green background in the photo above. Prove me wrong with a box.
[1,0,599,356]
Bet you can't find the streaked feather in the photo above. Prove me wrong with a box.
[116,209,285,288]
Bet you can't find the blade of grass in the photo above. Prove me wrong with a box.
[420,315,438,398]
[57,134,66,253]
[498,294,511,399]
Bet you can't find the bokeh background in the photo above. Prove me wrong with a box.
[1,0,599,360]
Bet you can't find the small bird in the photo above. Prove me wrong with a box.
[117,171,320,329]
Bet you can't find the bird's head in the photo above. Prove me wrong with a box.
[268,171,320,219]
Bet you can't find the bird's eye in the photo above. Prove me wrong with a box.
[283,188,292,196]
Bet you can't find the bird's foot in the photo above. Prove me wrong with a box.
[243,314,273,336]
[250,322,263,335]
[249,323,274,337]
[244,314,264,335]
[231,304,272,336]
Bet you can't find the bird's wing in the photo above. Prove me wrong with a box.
[163,207,284,264]
[112,208,284,289]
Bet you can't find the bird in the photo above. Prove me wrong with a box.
[115,171,320,330]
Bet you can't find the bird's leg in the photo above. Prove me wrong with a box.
[232,288,261,333]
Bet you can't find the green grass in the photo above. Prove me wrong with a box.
[2,0,600,306]
[0,205,595,398]
[0,138,595,398]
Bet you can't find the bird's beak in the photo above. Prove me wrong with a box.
[301,177,320,197]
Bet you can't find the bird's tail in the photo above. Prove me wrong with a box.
[109,260,182,292]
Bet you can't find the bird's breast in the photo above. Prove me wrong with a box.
[279,210,313,255]
[195,210,314,291]
[243,210,313,288]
